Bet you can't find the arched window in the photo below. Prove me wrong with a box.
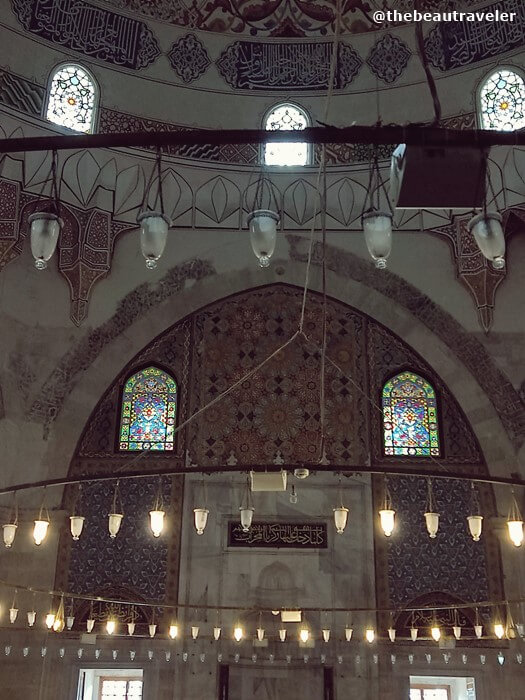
[46,64,98,133]
[382,371,439,456]
[479,68,525,131]
[263,103,310,166]
[119,366,177,451]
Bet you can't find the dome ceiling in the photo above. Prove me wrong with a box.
[98,0,483,37]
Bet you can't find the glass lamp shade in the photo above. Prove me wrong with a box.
[431,626,441,642]
[453,625,462,640]
[128,622,135,636]
[279,629,286,642]
[213,626,221,641]
[467,212,505,269]
[3,523,17,548]
[66,616,75,631]
[247,210,279,268]
[410,627,418,642]
[299,628,309,644]
[322,629,330,643]
[169,624,178,639]
[345,627,353,642]
[424,512,440,539]
[379,509,395,537]
[137,211,171,269]
[333,506,349,534]
[365,628,375,644]
[475,624,483,639]
[507,519,524,547]
[257,627,265,642]
[149,624,157,638]
[233,626,243,642]
[240,506,254,532]
[467,514,483,541]
[108,513,123,538]
[191,625,199,640]
[9,608,18,624]
[86,618,95,633]
[53,616,65,633]
[33,519,49,546]
[149,509,165,537]
[193,508,209,535]
[388,627,396,643]
[362,211,393,269]
[27,611,36,627]
[494,623,505,639]
[70,515,85,540]
[28,212,63,270]
[45,613,56,629]
[106,619,116,635]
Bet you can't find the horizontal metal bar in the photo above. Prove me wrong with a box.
[0,125,523,154]
[0,463,523,498]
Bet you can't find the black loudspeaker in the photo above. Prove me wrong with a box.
[390,144,486,210]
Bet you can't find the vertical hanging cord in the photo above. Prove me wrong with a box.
[156,147,165,216]
[319,149,328,462]
[51,150,60,215]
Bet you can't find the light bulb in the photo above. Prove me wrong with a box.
[213,626,221,640]
[53,616,64,633]
[475,624,483,639]
[106,619,116,635]
[467,514,483,541]
[3,523,17,548]
[379,509,395,537]
[507,519,524,547]
[138,211,171,269]
[257,627,265,642]
[149,624,157,638]
[345,627,353,642]
[494,623,505,639]
[410,627,418,642]
[169,624,178,639]
[66,615,75,630]
[193,508,209,535]
[33,519,49,546]
[431,626,441,642]
[149,509,165,537]
[424,512,440,538]
[108,513,123,538]
[299,628,309,644]
[279,628,286,642]
[9,608,18,624]
[322,629,330,643]
[233,626,243,642]
[453,625,461,640]
[365,628,375,644]
[362,210,393,268]
[191,625,199,640]
[86,618,95,633]
[70,516,85,540]
[248,210,278,268]
[128,622,135,636]
[27,611,36,627]
[388,627,396,642]
[333,506,349,534]
[240,506,254,532]
[45,613,55,629]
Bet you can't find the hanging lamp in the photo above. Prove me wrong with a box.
[3,492,18,548]
[108,480,124,539]
[333,474,349,534]
[467,483,483,541]
[379,476,396,537]
[507,491,524,547]
[246,175,280,268]
[70,484,85,541]
[239,476,254,533]
[424,478,440,539]
[194,478,209,535]
[9,591,18,624]
[149,477,166,538]
[138,148,171,269]
[361,146,394,269]
[33,487,50,546]
[467,156,505,269]
[29,151,63,270]
[430,611,441,642]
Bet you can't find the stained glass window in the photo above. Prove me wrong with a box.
[263,103,310,166]
[119,367,177,451]
[382,371,439,457]
[479,69,525,131]
[46,64,97,133]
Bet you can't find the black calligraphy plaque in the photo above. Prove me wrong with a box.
[228,522,328,548]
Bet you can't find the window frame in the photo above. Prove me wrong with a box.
[477,65,525,131]
[98,675,143,700]
[45,62,99,134]
[410,683,452,700]
[261,101,312,167]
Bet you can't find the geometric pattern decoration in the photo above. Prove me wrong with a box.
[46,64,97,133]
[366,34,411,84]
[479,69,525,131]
[119,367,177,451]
[168,34,211,83]
[382,371,439,457]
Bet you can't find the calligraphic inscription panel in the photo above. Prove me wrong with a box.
[11,0,161,69]
[228,522,328,548]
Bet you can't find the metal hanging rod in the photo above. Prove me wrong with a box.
[0,464,523,497]
[0,125,523,154]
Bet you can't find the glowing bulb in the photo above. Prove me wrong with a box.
[494,623,505,639]
[169,624,178,639]
[3,523,17,548]
[213,626,221,640]
[431,626,441,642]
[240,506,254,533]
[149,624,157,638]
[410,627,418,642]
[128,622,135,636]
[279,628,286,642]
[299,628,309,644]
[45,613,55,629]
[53,616,64,633]
[507,519,524,547]
[149,509,165,538]
[27,611,36,627]
[379,509,395,537]
[86,618,95,633]
[33,519,49,546]
[453,625,461,640]
[191,625,199,640]
[333,506,349,534]
[106,619,116,635]
[388,627,396,642]
[257,627,265,642]
[345,627,353,642]
[365,628,375,644]
[9,608,18,624]
[233,626,243,642]
[322,629,330,643]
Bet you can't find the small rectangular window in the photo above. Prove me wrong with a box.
[78,669,143,700]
